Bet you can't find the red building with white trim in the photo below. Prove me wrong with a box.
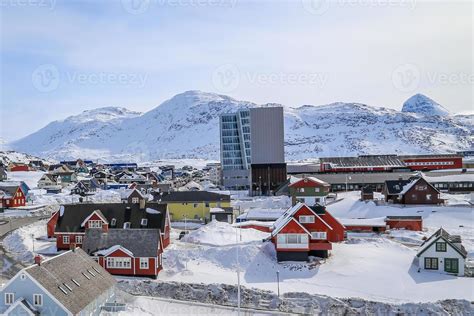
[0,185,26,208]
[270,203,345,261]
[47,202,170,277]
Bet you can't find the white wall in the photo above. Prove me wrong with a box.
[419,242,465,276]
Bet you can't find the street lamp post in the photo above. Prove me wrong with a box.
[276,270,280,297]
[31,234,35,253]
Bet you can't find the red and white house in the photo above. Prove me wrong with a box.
[47,202,171,277]
[0,185,26,208]
[82,228,163,278]
[270,203,345,261]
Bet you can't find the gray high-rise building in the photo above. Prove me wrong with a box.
[220,106,286,191]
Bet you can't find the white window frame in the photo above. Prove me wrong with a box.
[123,222,131,229]
[75,235,83,244]
[5,293,14,305]
[106,257,132,269]
[140,258,149,269]
[299,215,315,224]
[33,294,43,306]
[141,218,148,226]
[63,235,70,244]
[131,197,139,204]
[311,231,327,240]
[276,234,309,249]
[88,220,102,229]
[111,218,117,226]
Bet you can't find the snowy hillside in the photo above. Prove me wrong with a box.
[401,93,450,117]
[0,151,53,166]
[9,91,474,161]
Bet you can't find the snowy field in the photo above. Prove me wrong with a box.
[158,192,473,303]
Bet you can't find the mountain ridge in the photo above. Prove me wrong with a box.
[9,91,474,162]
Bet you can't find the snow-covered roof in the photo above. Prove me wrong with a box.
[339,217,386,227]
[93,245,134,257]
[271,203,332,237]
[237,208,286,220]
[289,176,329,187]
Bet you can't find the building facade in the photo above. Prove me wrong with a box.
[220,107,286,192]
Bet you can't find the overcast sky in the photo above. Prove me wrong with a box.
[1,0,472,142]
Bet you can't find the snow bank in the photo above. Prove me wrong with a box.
[3,220,57,263]
[118,280,473,315]
[181,221,269,246]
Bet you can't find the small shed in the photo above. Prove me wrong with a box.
[385,216,423,231]
[361,185,374,201]
[210,207,233,223]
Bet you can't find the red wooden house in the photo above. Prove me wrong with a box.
[270,203,345,261]
[83,228,162,278]
[47,202,170,277]
[0,185,26,208]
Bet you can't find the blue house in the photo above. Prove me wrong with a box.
[0,248,116,315]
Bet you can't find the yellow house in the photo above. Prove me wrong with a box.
[156,191,231,222]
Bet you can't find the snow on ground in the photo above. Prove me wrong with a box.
[156,191,474,304]
[4,171,45,189]
[182,221,269,246]
[327,191,474,256]
[232,195,291,211]
[3,220,57,263]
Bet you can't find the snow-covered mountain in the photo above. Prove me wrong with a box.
[8,91,473,162]
[401,93,450,117]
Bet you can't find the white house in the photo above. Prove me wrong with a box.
[416,228,467,276]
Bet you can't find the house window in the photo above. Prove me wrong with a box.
[277,234,308,248]
[4,293,14,305]
[140,258,149,269]
[444,258,459,274]
[193,203,198,208]
[435,242,447,252]
[426,194,432,200]
[298,188,305,193]
[33,294,43,306]
[88,220,102,229]
[141,218,148,226]
[315,188,320,193]
[205,202,210,207]
[106,257,131,269]
[424,257,438,270]
[111,218,117,226]
[132,197,139,204]
[75,235,83,244]
[63,235,70,244]
[299,215,315,223]
[311,232,327,240]
[123,222,131,229]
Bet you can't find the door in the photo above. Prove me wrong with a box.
[444,258,459,274]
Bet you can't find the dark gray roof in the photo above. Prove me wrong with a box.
[320,155,406,168]
[384,179,411,195]
[418,228,467,258]
[55,202,167,233]
[153,191,230,203]
[385,216,422,220]
[83,228,160,257]
[0,184,20,198]
[25,248,116,315]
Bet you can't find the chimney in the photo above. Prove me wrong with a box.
[34,255,42,266]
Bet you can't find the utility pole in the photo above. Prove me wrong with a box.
[236,221,241,316]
